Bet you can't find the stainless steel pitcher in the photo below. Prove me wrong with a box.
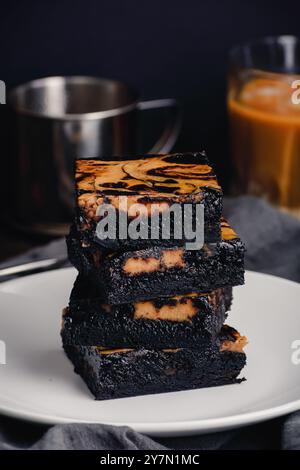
[8,76,181,235]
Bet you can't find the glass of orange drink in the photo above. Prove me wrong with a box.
[228,36,300,217]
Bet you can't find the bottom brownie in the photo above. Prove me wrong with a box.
[63,325,247,400]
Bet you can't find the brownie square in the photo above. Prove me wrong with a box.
[61,275,232,349]
[75,152,222,248]
[63,325,247,400]
[67,219,245,304]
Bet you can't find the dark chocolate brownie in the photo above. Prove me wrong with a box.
[75,152,222,248]
[61,276,232,349]
[63,325,247,400]
[66,219,245,304]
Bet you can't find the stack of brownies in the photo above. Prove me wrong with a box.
[62,152,247,400]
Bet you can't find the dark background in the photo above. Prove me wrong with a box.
[0,0,300,258]
[1,0,300,182]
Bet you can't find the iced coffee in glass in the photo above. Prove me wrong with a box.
[228,36,300,217]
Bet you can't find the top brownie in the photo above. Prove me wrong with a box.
[75,152,223,249]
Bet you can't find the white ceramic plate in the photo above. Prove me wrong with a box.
[0,268,299,437]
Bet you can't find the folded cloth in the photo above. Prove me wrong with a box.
[0,195,300,450]
[224,196,300,282]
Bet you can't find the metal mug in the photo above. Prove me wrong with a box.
[8,76,181,235]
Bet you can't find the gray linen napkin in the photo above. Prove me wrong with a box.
[0,196,299,450]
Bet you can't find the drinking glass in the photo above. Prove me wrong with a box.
[228,36,300,216]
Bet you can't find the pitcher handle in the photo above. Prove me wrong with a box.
[137,98,181,154]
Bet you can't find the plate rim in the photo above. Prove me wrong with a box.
[0,396,299,436]
[0,268,299,436]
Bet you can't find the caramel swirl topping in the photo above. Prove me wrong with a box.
[76,153,221,198]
